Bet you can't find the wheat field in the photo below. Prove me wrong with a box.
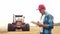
[0,26,60,34]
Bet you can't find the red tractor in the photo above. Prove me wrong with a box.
[8,14,30,31]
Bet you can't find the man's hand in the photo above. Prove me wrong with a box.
[36,22,43,27]
[31,21,43,27]
[31,21,48,28]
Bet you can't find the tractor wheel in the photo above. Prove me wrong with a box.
[8,23,15,31]
[22,24,30,31]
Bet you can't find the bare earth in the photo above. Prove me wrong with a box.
[0,26,60,34]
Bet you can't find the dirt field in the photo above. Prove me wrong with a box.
[52,26,60,34]
[0,26,60,34]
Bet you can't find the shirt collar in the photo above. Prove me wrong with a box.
[45,12,49,16]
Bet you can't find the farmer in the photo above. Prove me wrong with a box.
[31,4,54,34]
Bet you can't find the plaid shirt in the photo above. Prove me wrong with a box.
[41,12,54,34]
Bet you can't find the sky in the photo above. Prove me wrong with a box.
[0,0,60,27]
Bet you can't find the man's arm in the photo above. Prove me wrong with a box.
[36,22,48,28]
[31,21,48,28]
[37,15,54,29]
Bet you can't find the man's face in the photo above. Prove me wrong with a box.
[39,9,45,15]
